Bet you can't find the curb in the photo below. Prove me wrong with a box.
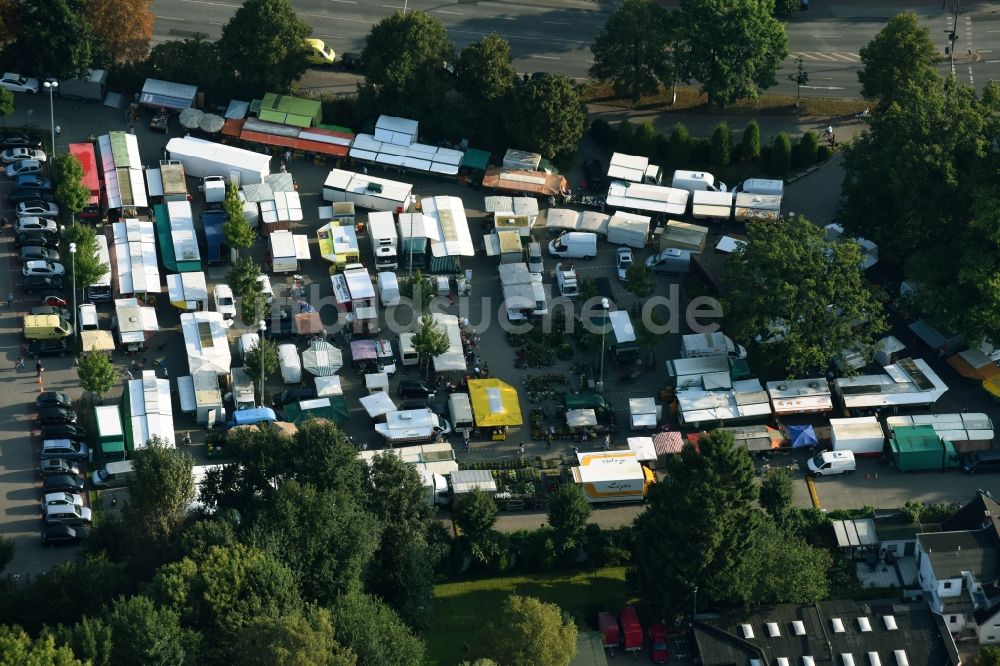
[807,476,822,509]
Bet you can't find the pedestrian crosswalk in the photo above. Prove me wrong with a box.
[790,51,862,62]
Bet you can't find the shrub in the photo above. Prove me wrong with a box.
[633,121,657,158]
[799,131,819,166]
[653,133,670,165]
[691,137,711,166]
[616,120,635,153]
[817,144,832,162]
[667,123,691,168]
[741,119,761,162]
[773,0,801,18]
[710,120,731,167]
[769,132,792,176]
[589,118,613,147]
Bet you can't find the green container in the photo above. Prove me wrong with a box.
[891,425,960,472]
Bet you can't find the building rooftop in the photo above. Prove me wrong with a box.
[917,529,998,581]
[694,600,955,666]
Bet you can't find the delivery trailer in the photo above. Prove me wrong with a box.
[831,417,885,458]
[367,211,399,270]
[619,606,643,654]
[58,69,107,102]
[681,332,747,360]
[268,231,311,273]
[605,211,650,248]
[375,409,452,444]
[571,451,654,504]
[323,169,413,212]
[166,136,271,185]
[598,612,620,656]
[890,425,960,472]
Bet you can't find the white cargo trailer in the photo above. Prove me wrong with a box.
[322,169,413,212]
[830,417,886,458]
[166,136,271,185]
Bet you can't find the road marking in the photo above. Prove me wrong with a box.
[987,60,1000,63]
[790,51,861,62]
[436,9,463,14]
[531,55,560,60]
[158,15,187,20]
[494,16,516,20]
[801,84,845,90]
[328,0,357,3]
[543,20,571,25]
[980,50,994,53]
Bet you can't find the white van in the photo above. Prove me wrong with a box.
[807,450,856,476]
[277,344,302,384]
[548,232,597,259]
[741,178,784,197]
[671,170,727,193]
[646,247,693,274]
[527,242,543,275]
[77,303,99,331]
[91,460,136,489]
[237,333,260,360]
[377,272,400,306]
[398,332,419,367]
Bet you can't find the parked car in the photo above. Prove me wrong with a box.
[6,160,44,178]
[14,216,58,234]
[41,423,86,442]
[273,386,317,407]
[15,232,59,249]
[23,275,64,293]
[41,523,87,547]
[27,339,69,358]
[16,200,59,218]
[399,398,429,411]
[40,439,87,459]
[14,173,52,190]
[42,474,85,494]
[963,450,1000,474]
[9,188,54,204]
[257,274,274,303]
[649,624,669,664]
[39,294,68,307]
[38,407,77,426]
[398,379,435,399]
[213,284,236,319]
[42,492,84,510]
[36,391,71,409]
[43,504,92,526]
[39,458,81,478]
[1,148,45,164]
[583,158,606,190]
[19,246,60,263]
[0,131,43,149]
[23,260,66,278]
[340,52,363,70]
[0,73,39,94]
[616,247,633,281]
[31,305,70,320]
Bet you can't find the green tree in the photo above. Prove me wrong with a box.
[52,154,90,221]
[222,184,254,257]
[456,33,516,107]
[710,120,731,167]
[105,595,197,666]
[228,258,268,325]
[667,123,691,167]
[253,481,380,605]
[453,488,498,544]
[631,430,759,615]
[505,75,586,158]
[217,0,310,98]
[787,57,809,108]
[126,437,196,542]
[400,269,434,311]
[145,36,222,94]
[798,131,819,166]
[87,0,154,66]
[363,452,442,628]
[632,121,657,158]
[0,625,86,665]
[675,0,788,107]
[772,0,801,18]
[759,467,794,522]
[235,606,356,666]
[633,307,667,367]
[769,131,791,176]
[741,120,761,162]
[623,262,653,298]
[0,87,13,120]
[61,223,109,292]
[51,615,113,666]
[589,0,675,103]
[243,337,279,401]
[483,595,577,666]
[858,12,939,108]
[411,313,449,376]
[76,351,117,397]
[0,536,13,574]
[10,0,92,80]
[547,484,591,551]
[724,216,887,376]
[362,11,455,115]
[329,592,426,666]
[978,646,1000,666]
[742,517,831,604]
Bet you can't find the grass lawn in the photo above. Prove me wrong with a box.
[426,566,637,665]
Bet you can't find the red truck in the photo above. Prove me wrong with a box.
[649,623,669,664]
[620,605,643,654]
[598,612,620,655]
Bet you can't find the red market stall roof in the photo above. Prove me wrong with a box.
[221,119,353,157]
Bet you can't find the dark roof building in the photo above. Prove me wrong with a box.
[693,600,957,666]
[916,530,999,582]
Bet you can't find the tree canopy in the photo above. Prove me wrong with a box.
[87,0,153,66]
[222,184,254,254]
[453,489,498,544]
[328,592,426,666]
[0,624,86,665]
[126,437,196,543]
[723,217,887,376]
[505,75,586,158]
[217,0,311,98]
[483,595,577,666]
[857,12,939,108]
[0,87,13,120]
[243,337,279,399]
[52,154,90,220]
[76,351,116,397]
[10,0,92,79]
[589,0,675,102]
[234,606,356,666]
[456,34,517,107]
[144,37,222,94]
[675,0,788,107]
[61,223,109,291]
[547,484,592,552]
[411,314,449,375]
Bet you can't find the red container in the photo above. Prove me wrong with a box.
[620,605,643,653]
[598,612,620,654]
[649,623,669,664]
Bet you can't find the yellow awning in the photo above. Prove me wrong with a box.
[81,330,115,353]
[984,376,1000,400]
[468,379,523,427]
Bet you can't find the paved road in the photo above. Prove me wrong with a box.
[150,0,1000,98]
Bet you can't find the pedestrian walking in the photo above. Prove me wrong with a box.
[6,292,13,308]
[35,361,43,377]
[126,369,134,381]
[362,166,368,175]
[0,216,7,232]
[284,149,291,164]
[603,434,611,451]
[518,444,525,460]
[546,433,553,450]
[14,356,24,370]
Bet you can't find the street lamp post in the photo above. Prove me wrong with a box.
[69,243,77,352]
[42,80,58,156]
[258,320,267,406]
[598,297,610,393]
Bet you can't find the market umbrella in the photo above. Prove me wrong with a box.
[789,424,819,448]
[199,113,225,134]
[178,108,204,129]
[302,339,343,376]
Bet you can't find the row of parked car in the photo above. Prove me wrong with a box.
[34,392,92,546]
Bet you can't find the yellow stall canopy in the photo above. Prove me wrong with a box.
[317,222,360,270]
[81,330,116,353]
[984,376,1000,401]
[468,379,523,427]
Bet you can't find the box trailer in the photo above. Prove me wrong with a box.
[571,451,654,504]
[158,160,189,202]
[671,169,727,193]
[891,425,960,472]
[691,190,735,220]
[598,612,620,655]
[681,332,747,360]
[58,69,107,102]
[374,409,452,444]
[447,392,474,432]
[268,231,311,273]
[166,136,271,185]
[619,606,643,654]
[608,153,661,184]
[367,211,399,270]
[831,417,886,457]
[606,211,650,248]
[323,169,413,212]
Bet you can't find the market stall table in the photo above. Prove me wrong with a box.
[567,409,598,429]
[302,339,343,376]
[468,378,522,441]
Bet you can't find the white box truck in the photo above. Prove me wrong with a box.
[374,409,453,444]
[571,451,655,504]
[268,231,310,273]
[278,344,302,384]
[367,211,398,270]
[740,178,784,197]
[831,417,885,458]
[166,136,271,185]
[606,211,650,249]
[499,263,547,321]
[681,332,747,360]
[323,169,413,212]
[201,175,227,205]
[671,170,727,194]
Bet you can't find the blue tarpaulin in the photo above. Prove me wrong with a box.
[789,424,818,448]
[230,407,277,428]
